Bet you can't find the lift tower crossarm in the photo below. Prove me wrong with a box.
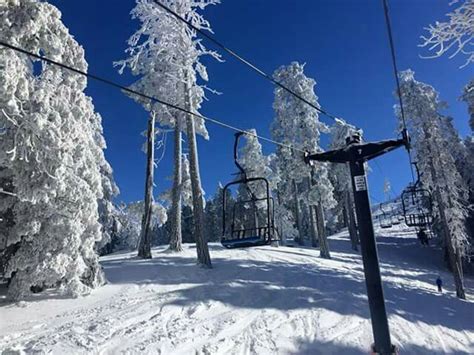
[304,137,407,164]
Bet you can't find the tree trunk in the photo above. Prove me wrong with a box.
[309,204,319,247]
[342,202,348,228]
[345,190,359,251]
[293,179,304,245]
[138,112,155,259]
[434,186,466,299]
[315,203,331,259]
[415,116,467,298]
[276,186,286,246]
[306,174,319,248]
[423,123,466,299]
[169,126,183,252]
[184,72,212,268]
[426,156,466,298]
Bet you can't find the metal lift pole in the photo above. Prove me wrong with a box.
[305,132,408,354]
[348,152,392,354]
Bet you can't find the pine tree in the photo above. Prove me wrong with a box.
[96,147,120,255]
[113,201,167,251]
[117,0,218,266]
[460,80,474,255]
[206,183,234,243]
[462,79,474,131]
[116,0,185,257]
[271,62,334,256]
[267,154,298,245]
[0,0,114,299]
[238,129,273,214]
[398,69,469,299]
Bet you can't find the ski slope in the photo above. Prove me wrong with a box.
[1,225,473,354]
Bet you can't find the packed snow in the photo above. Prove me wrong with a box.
[1,224,473,354]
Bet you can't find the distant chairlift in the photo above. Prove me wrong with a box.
[221,132,278,249]
[401,163,434,230]
[389,202,401,226]
[379,203,392,229]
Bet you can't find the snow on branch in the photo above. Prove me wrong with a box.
[419,0,474,67]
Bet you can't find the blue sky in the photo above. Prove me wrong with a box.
[49,0,473,204]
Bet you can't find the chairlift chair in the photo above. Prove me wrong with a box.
[221,132,277,249]
[401,163,434,229]
[379,203,392,229]
[389,204,401,225]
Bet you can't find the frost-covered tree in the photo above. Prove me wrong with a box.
[307,161,336,258]
[461,79,474,131]
[161,153,198,249]
[420,0,474,67]
[440,116,474,191]
[267,155,298,244]
[113,201,167,251]
[329,120,361,251]
[0,0,115,299]
[272,62,334,256]
[116,0,182,257]
[237,130,272,218]
[117,0,218,266]
[96,148,120,254]
[461,80,474,200]
[397,69,470,299]
[204,183,232,243]
[455,83,474,251]
[383,179,392,200]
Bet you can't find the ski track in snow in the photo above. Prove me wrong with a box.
[1,225,473,354]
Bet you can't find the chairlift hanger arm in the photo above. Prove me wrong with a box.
[233,132,246,177]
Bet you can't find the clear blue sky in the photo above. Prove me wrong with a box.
[49,0,473,204]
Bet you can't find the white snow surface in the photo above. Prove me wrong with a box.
[1,225,473,354]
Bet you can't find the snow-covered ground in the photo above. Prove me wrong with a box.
[1,225,473,354]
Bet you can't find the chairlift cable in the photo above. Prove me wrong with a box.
[152,0,346,124]
[381,0,416,183]
[0,40,307,154]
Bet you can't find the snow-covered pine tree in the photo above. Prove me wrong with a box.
[117,0,218,266]
[329,120,361,251]
[161,153,200,246]
[271,62,334,256]
[96,145,120,255]
[440,116,474,191]
[420,0,474,67]
[0,0,114,299]
[232,129,277,238]
[462,79,474,167]
[237,129,272,209]
[267,154,298,245]
[398,69,470,299]
[113,201,167,251]
[460,80,474,256]
[205,183,234,243]
[203,197,219,243]
[137,112,156,258]
[307,161,336,258]
[176,0,220,267]
[462,79,474,131]
[116,0,185,257]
